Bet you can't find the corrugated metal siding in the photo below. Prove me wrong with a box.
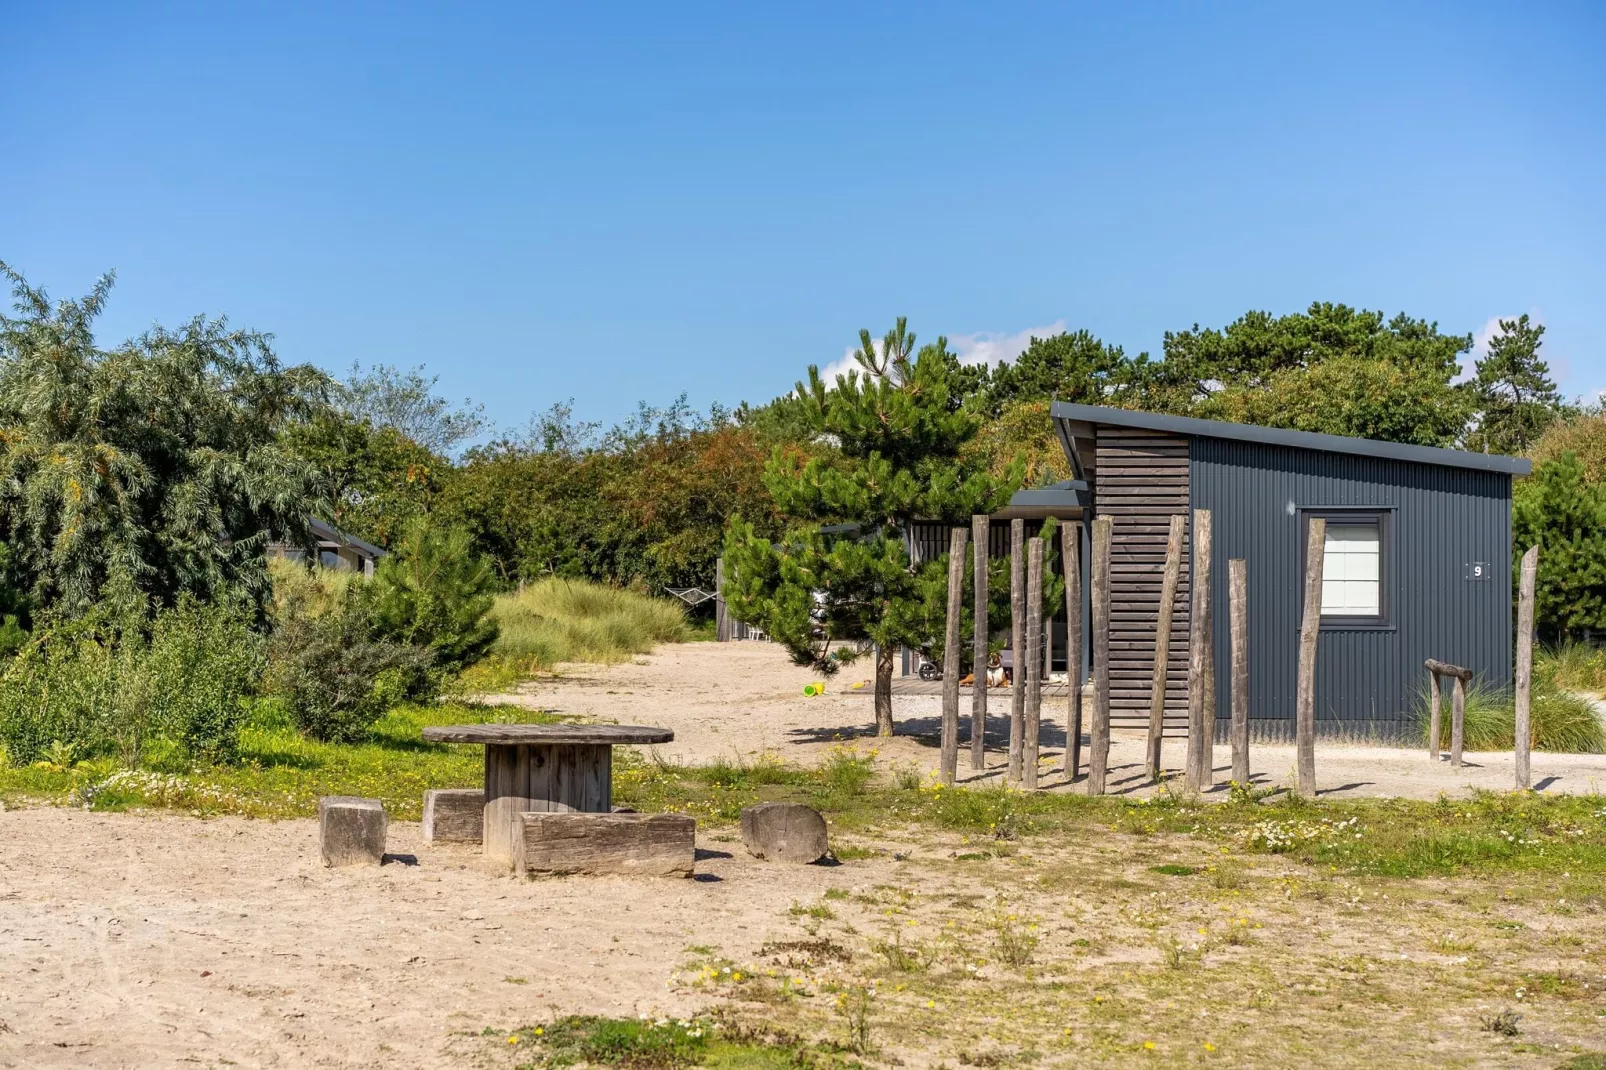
[1190,437,1514,742]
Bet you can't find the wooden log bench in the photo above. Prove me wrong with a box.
[515,812,695,877]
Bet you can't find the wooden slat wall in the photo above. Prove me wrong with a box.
[1094,426,1190,734]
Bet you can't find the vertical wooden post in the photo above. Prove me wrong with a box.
[1147,514,1185,782]
[715,556,728,642]
[1024,537,1044,789]
[1088,516,1113,795]
[970,514,990,772]
[1186,509,1215,793]
[1427,669,1442,760]
[1008,519,1026,784]
[1228,557,1250,787]
[1062,523,1083,780]
[1295,517,1325,796]
[1450,675,1466,769]
[1514,545,1539,790]
[939,526,968,786]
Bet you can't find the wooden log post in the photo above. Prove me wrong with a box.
[1023,537,1044,789]
[1515,545,1539,790]
[1427,668,1442,760]
[714,556,728,642]
[484,743,612,863]
[1008,519,1026,784]
[1147,514,1185,782]
[1424,659,1474,768]
[1062,523,1083,781]
[970,514,990,771]
[1186,509,1215,793]
[1228,557,1250,787]
[1295,517,1325,797]
[1451,674,1467,769]
[1088,516,1113,795]
[939,526,968,786]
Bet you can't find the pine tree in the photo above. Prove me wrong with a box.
[1513,452,1606,639]
[1471,314,1566,454]
[723,323,1020,736]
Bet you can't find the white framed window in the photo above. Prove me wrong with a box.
[1321,523,1381,616]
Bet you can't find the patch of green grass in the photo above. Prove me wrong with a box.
[491,579,689,669]
[1148,864,1199,877]
[1542,641,1606,694]
[502,1015,859,1069]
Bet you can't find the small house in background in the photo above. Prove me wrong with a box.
[269,517,384,577]
[1051,403,1531,742]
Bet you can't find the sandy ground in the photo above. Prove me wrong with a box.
[0,808,893,1069]
[480,640,1606,800]
[2,642,1603,1069]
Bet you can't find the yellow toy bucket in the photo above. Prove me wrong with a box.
[803,682,826,697]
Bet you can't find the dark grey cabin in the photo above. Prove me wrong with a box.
[1051,403,1531,742]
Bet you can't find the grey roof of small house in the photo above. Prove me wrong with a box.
[309,517,385,558]
[1049,402,1532,476]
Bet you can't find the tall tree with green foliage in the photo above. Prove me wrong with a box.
[723,323,1019,736]
[1513,452,1606,640]
[982,330,1131,414]
[0,264,327,617]
[1155,303,1474,445]
[1468,315,1566,455]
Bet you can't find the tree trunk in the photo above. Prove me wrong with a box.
[875,644,895,737]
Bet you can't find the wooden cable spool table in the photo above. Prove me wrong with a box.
[421,723,673,863]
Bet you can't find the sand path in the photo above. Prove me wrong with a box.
[480,640,1606,799]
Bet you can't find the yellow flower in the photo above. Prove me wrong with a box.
[732,972,742,981]
[507,1036,519,1044]
[1204,1042,1216,1052]
[1144,1041,1156,1050]
[534,1027,543,1036]
[925,1000,936,1009]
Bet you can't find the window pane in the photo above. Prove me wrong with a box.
[1320,522,1379,616]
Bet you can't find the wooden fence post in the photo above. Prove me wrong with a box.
[1088,516,1113,795]
[939,526,968,786]
[1228,557,1250,787]
[970,514,990,772]
[1186,509,1215,793]
[1515,544,1539,790]
[1450,674,1466,769]
[715,556,728,642]
[1148,514,1185,782]
[1427,668,1441,760]
[1062,523,1083,781]
[1023,538,1044,789]
[1008,519,1026,784]
[1296,517,1325,796]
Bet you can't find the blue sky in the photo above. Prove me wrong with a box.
[5,2,1604,435]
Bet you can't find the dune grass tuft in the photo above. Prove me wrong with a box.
[456,579,690,690]
[1417,665,1606,754]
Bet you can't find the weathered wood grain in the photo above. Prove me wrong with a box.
[423,788,483,844]
[971,514,990,772]
[940,526,968,786]
[1515,545,1539,789]
[1008,519,1026,785]
[424,724,673,745]
[515,812,695,877]
[483,742,612,864]
[1024,537,1044,790]
[1187,508,1215,792]
[1062,522,1083,780]
[1296,517,1325,795]
[1229,558,1250,787]
[1450,675,1467,769]
[1147,513,1185,782]
[1089,516,1113,795]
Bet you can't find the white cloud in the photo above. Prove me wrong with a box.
[811,321,1068,389]
[949,322,1067,368]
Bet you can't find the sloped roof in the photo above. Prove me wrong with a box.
[1050,402,1531,476]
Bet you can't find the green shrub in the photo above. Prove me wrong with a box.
[0,600,261,766]
[1541,641,1606,694]
[268,588,433,743]
[1418,671,1606,754]
[145,598,262,764]
[369,518,498,673]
